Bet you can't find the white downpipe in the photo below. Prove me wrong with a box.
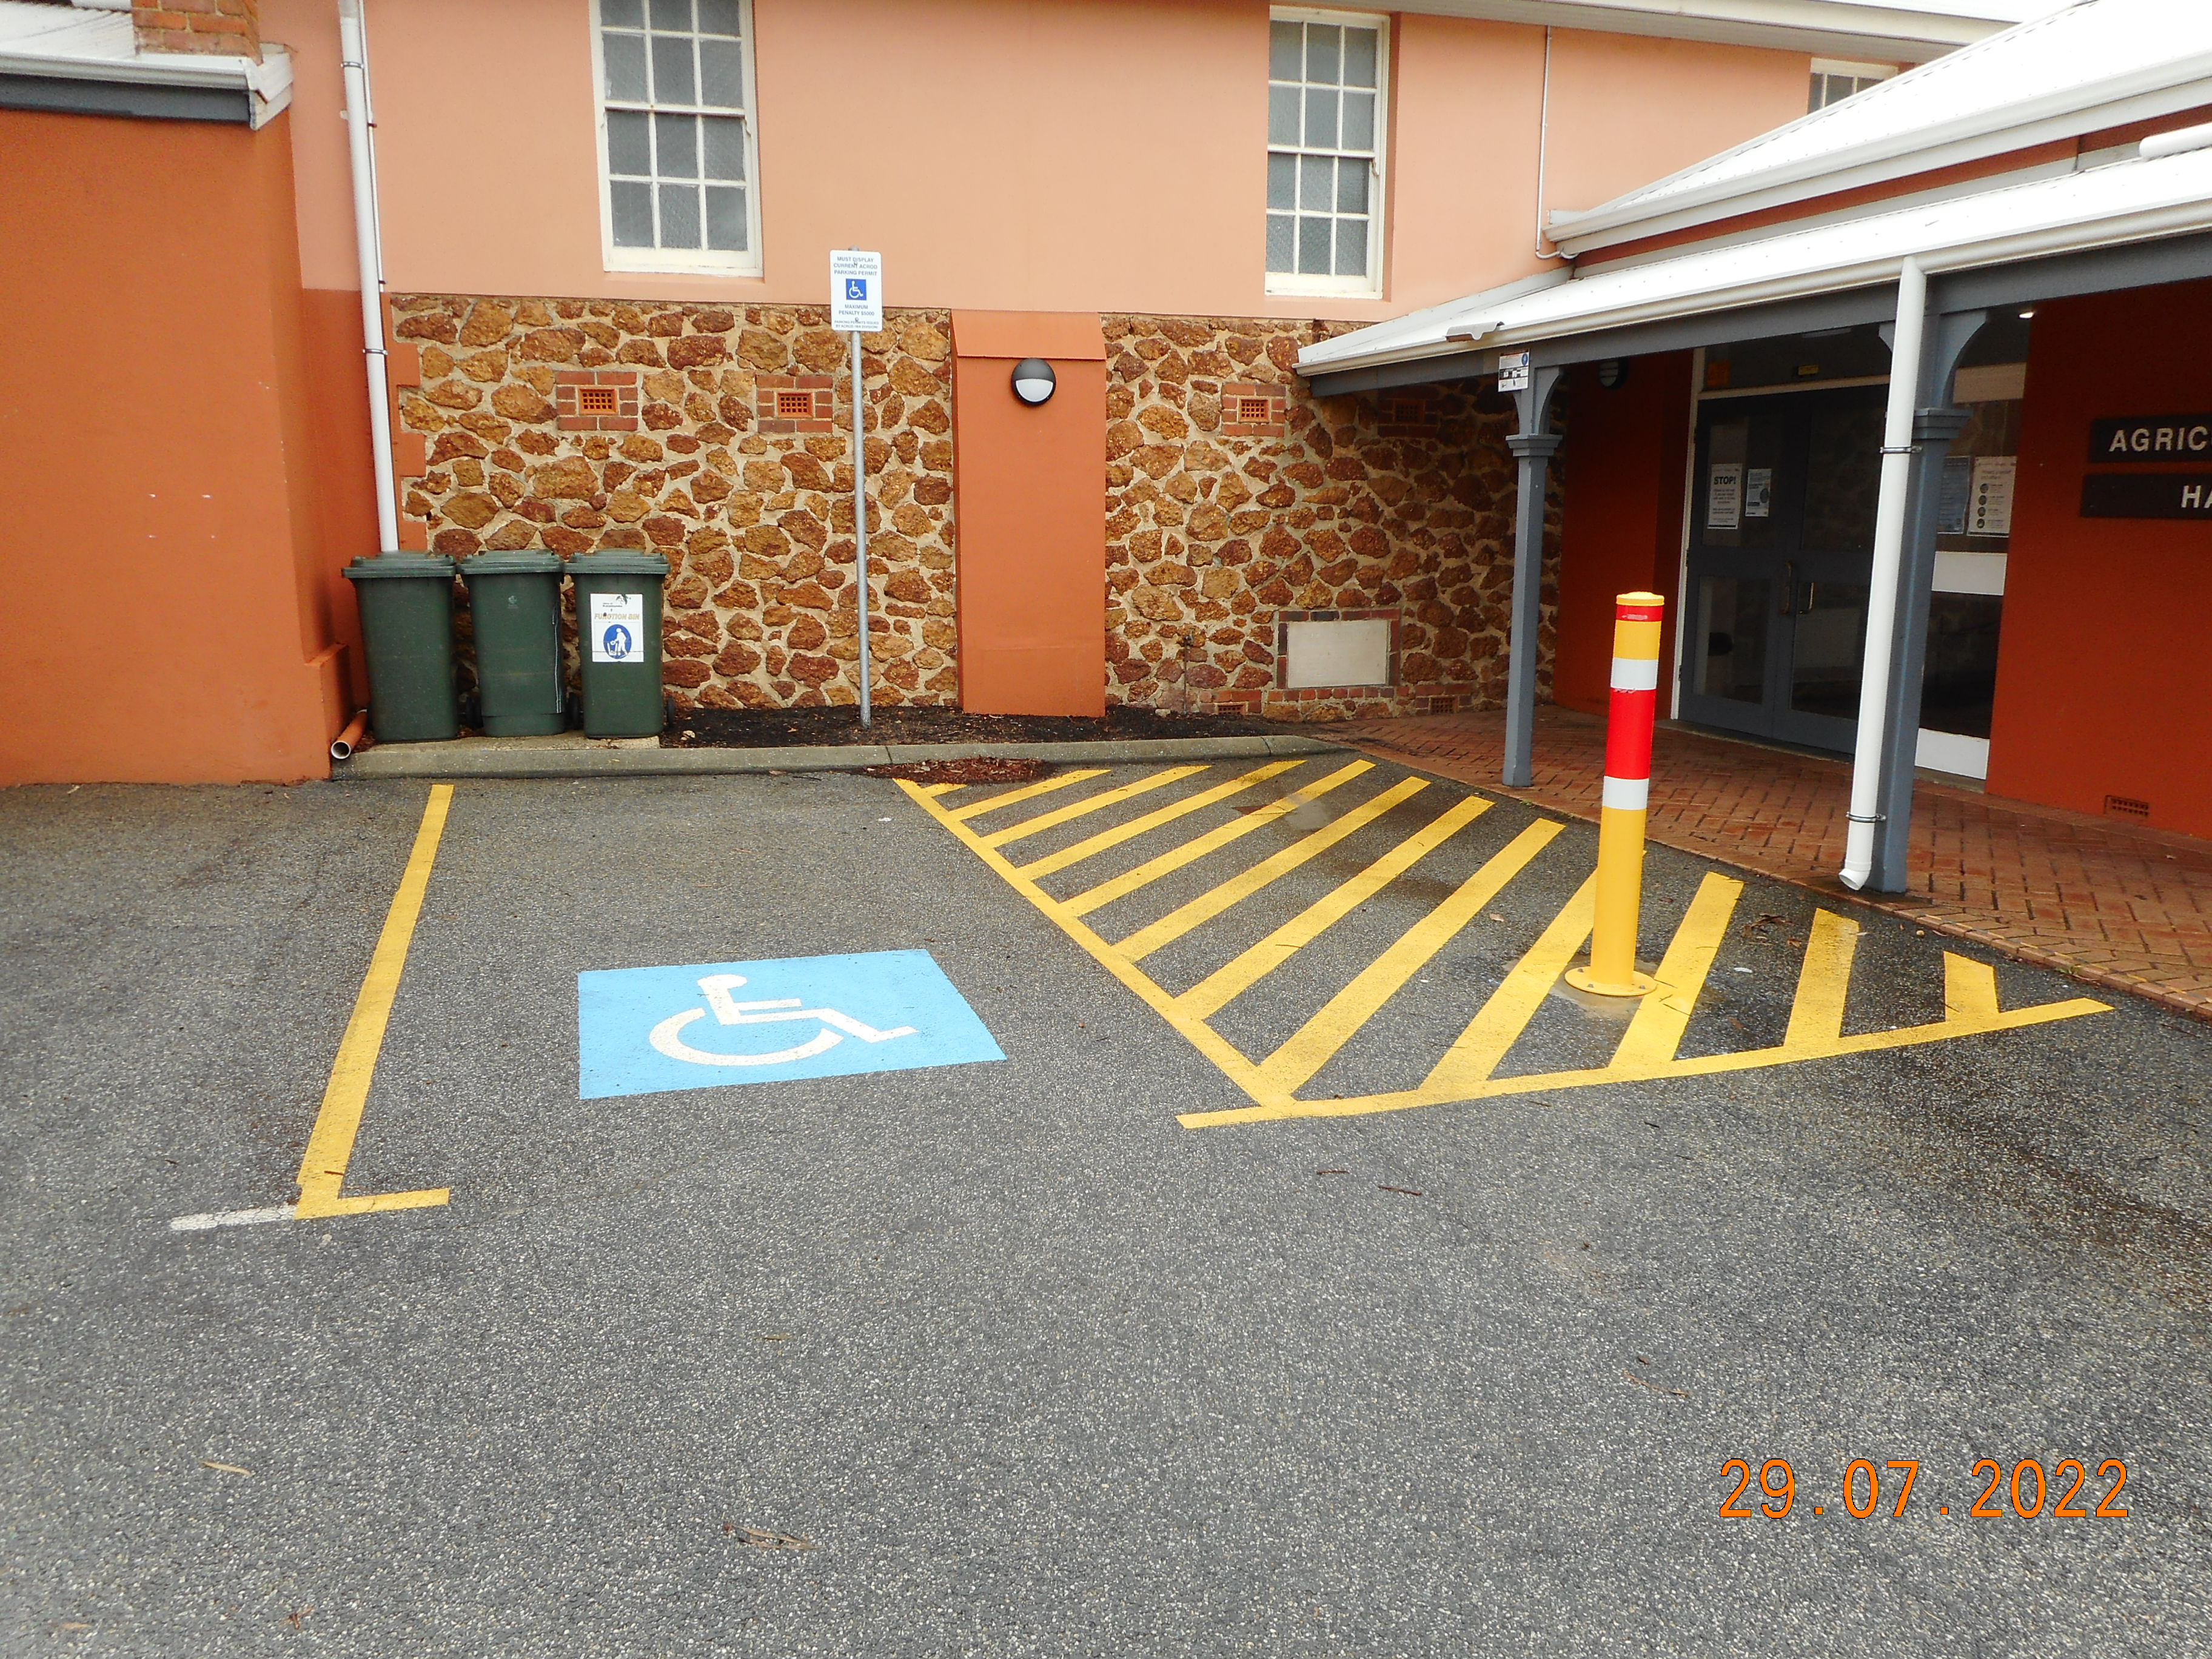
[338,0,398,554]
[1839,255,1927,891]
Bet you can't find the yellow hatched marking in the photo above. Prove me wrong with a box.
[1117,776,1430,961]
[1258,820,1564,1094]
[1610,873,1742,1069]
[920,782,965,798]
[1420,876,1596,1095]
[895,776,2111,1133]
[1784,910,1860,1047]
[295,785,455,1220]
[980,766,1205,848]
[1061,761,1373,918]
[1018,760,1305,879]
[948,768,1107,822]
[1175,794,1493,1021]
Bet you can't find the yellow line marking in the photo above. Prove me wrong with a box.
[1945,953,2002,1019]
[1116,775,1430,961]
[1258,819,1564,1094]
[947,768,1107,822]
[1611,873,1742,1069]
[919,782,965,797]
[1174,794,1493,1021]
[1785,910,1860,1047]
[293,785,455,1221]
[979,766,1205,847]
[1060,761,1373,918]
[1017,760,1305,879]
[897,773,2111,1133]
[1420,875,1596,1095]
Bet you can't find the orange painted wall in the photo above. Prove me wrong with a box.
[0,107,344,786]
[951,313,1107,717]
[267,0,1813,323]
[1986,283,2212,838]
[1552,354,1694,716]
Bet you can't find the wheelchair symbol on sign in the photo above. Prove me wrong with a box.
[648,974,916,1067]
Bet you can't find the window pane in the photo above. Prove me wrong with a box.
[1265,213,1295,273]
[1269,20,1301,81]
[706,184,747,251]
[1336,159,1366,213]
[1266,151,1296,210]
[1307,24,1339,84]
[1298,153,1332,210]
[700,37,743,106]
[610,178,654,246]
[659,181,702,247]
[1304,86,1338,148]
[1298,215,1330,275]
[1341,89,1373,152]
[606,109,651,175]
[654,111,699,176]
[1267,84,1299,146]
[1342,28,1376,87]
[698,0,741,36]
[702,115,746,179]
[651,33,695,103]
[649,0,691,27]
[602,0,643,26]
[1334,216,1367,276]
[603,31,648,101]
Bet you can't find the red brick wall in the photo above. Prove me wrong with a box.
[135,0,260,59]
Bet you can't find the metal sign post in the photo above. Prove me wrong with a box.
[830,249,884,728]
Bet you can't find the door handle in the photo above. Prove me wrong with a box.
[1778,561,1796,616]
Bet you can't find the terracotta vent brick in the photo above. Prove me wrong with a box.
[756,374,834,435]
[1221,381,1288,439]
[776,390,813,418]
[554,369,642,432]
[2105,794,2153,819]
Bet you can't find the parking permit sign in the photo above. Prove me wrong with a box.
[589,591,643,663]
[830,249,883,333]
[577,949,1001,1099]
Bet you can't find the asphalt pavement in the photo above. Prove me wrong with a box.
[2,762,2207,1657]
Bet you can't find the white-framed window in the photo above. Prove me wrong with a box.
[1809,58,1897,113]
[1266,8,1387,299]
[591,0,762,276]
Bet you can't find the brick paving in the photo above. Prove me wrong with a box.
[1331,706,2212,1021]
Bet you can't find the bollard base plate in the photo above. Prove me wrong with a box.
[1563,965,1657,999]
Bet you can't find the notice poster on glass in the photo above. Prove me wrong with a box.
[1969,455,2017,537]
[1937,455,1974,535]
[1744,468,1773,519]
[1707,463,1743,529]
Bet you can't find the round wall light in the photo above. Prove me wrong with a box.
[1596,358,1630,390]
[1011,358,1056,406]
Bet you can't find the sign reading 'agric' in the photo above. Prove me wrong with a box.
[2088,413,2212,462]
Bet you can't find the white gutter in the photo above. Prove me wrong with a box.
[0,37,294,126]
[1839,256,1926,891]
[337,0,398,555]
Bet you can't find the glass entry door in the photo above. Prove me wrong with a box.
[1680,387,1886,752]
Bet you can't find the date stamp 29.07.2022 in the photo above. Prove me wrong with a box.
[1719,1457,2130,1520]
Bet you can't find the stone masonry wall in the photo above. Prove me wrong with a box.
[1102,315,1557,722]
[387,295,959,711]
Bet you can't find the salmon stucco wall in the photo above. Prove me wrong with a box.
[0,107,343,786]
[1988,283,2212,838]
[272,0,1814,324]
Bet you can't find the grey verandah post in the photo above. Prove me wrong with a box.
[1504,367,1564,789]
[1865,309,1986,893]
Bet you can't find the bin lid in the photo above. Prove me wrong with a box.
[459,549,564,577]
[567,548,669,578]
[344,553,457,582]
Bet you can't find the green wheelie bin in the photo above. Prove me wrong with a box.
[342,553,460,743]
[460,550,566,736]
[568,549,669,737]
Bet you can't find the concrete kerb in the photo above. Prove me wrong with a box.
[336,732,1351,780]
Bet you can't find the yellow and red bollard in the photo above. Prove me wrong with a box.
[1565,591,1665,997]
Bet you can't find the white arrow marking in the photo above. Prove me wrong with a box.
[648,974,917,1067]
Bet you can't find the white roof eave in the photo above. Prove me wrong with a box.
[1298,147,2212,378]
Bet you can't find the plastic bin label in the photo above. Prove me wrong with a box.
[589,592,645,663]
[577,950,1003,1099]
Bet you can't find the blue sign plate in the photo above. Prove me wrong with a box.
[578,950,1002,1100]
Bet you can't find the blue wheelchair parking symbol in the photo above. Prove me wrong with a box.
[577,950,1002,1099]
[844,276,868,301]
[602,623,634,661]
